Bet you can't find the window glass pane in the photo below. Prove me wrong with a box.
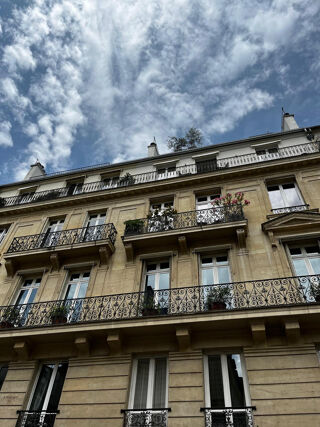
[29,288,38,304]
[24,279,33,286]
[305,246,320,254]
[78,282,88,298]
[310,258,320,275]
[83,272,90,278]
[65,284,77,299]
[197,196,207,202]
[268,187,284,208]
[16,289,29,305]
[160,262,169,270]
[147,264,157,272]
[70,274,80,280]
[202,269,214,286]
[217,267,230,284]
[146,274,155,289]
[133,359,149,409]
[216,256,228,264]
[289,248,301,255]
[283,186,301,206]
[47,363,68,411]
[208,356,225,408]
[202,257,213,265]
[0,366,8,390]
[227,354,245,407]
[30,365,54,411]
[159,273,170,290]
[292,259,309,276]
[153,358,167,408]
[282,183,295,189]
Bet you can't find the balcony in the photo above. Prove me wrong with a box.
[122,206,247,260]
[271,204,309,214]
[200,407,256,427]
[4,224,117,275]
[0,142,318,210]
[0,275,319,331]
[121,409,171,427]
[16,410,59,427]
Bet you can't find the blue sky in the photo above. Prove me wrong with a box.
[0,0,320,184]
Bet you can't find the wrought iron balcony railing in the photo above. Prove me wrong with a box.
[123,205,245,237]
[0,275,319,330]
[0,142,318,209]
[200,407,256,427]
[271,204,309,214]
[6,223,117,254]
[16,410,59,427]
[121,408,171,427]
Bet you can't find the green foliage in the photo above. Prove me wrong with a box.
[124,219,144,234]
[1,307,20,322]
[119,173,135,185]
[206,286,231,304]
[167,127,202,152]
[49,305,69,318]
[310,283,320,300]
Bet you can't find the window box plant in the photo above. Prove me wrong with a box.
[124,219,145,235]
[0,307,20,328]
[118,173,135,186]
[206,286,231,310]
[147,206,177,232]
[49,305,69,324]
[310,283,320,302]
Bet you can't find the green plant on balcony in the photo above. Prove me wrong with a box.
[206,286,231,310]
[310,283,320,302]
[49,304,69,324]
[124,219,144,234]
[0,307,20,328]
[118,173,135,186]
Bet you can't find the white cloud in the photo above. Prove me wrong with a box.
[1,0,320,181]
[0,122,14,147]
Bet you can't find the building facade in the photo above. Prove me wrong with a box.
[0,114,320,426]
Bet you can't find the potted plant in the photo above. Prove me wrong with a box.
[49,305,69,324]
[206,286,231,310]
[124,219,144,235]
[141,299,160,316]
[118,173,135,186]
[147,206,177,232]
[0,307,20,328]
[310,283,320,302]
[212,192,250,222]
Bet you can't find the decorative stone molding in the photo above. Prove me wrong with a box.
[74,337,90,356]
[13,341,29,360]
[250,321,266,345]
[176,327,191,351]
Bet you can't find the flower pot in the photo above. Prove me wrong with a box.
[142,308,159,316]
[208,301,227,310]
[0,320,14,328]
[51,315,67,325]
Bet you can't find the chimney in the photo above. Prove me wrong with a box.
[24,161,46,180]
[281,112,299,131]
[147,141,159,158]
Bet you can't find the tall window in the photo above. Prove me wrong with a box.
[43,219,65,247]
[15,278,42,325]
[204,354,251,426]
[200,255,230,286]
[267,183,304,212]
[288,245,320,276]
[145,261,170,292]
[0,226,8,245]
[25,363,68,426]
[129,357,168,409]
[0,365,8,391]
[84,213,106,241]
[196,194,220,211]
[64,271,90,322]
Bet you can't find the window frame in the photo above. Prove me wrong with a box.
[63,270,91,300]
[196,194,221,211]
[286,241,320,276]
[203,353,251,408]
[128,357,169,410]
[267,182,304,210]
[198,253,231,286]
[142,259,171,292]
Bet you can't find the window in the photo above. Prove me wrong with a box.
[196,194,220,211]
[15,277,42,325]
[42,219,65,247]
[18,188,37,204]
[200,255,230,286]
[143,261,170,314]
[157,167,176,180]
[150,201,174,212]
[267,182,304,212]
[288,244,320,276]
[102,176,119,189]
[0,226,8,245]
[256,147,279,156]
[66,181,84,196]
[64,271,91,322]
[129,357,168,409]
[24,362,68,426]
[204,354,251,426]
[84,213,106,241]
[0,365,8,391]
[196,158,217,173]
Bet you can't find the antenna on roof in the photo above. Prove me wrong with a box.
[281,107,285,115]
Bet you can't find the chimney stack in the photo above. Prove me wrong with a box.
[281,112,299,131]
[24,161,46,180]
[147,140,159,158]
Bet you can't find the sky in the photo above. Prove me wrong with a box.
[0,0,320,184]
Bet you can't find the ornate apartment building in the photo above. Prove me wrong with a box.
[0,113,320,426]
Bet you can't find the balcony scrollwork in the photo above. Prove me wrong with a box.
[16,410,59,427]
[200,407,256,427]
[121,409,171,427]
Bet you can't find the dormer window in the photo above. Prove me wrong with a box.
[66,179,84,196]
[252,140,280,160]
[256,147,278,156]
[18,187,37,204]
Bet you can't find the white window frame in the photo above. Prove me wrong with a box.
[286,242,320,276]
[196,194,220,211]
[64,271,91,300]
[267,182,304,209]
[199,254,231,285]
[156,167,177,180]
[150,201,174,212]
[86,212,106,227]
[14,277,41,305]
[203,353,251,418]
[0,226,8,245]
[128,357,169,409]
[143,260,171,292]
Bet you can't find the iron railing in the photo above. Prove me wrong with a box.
[0,275,319,330]
[121,409,171,427]
[271,204,309,214]
[6,223,117,254]
[200,407,256,427]
[123,205,245,236]
[0,142,318,209]
[16,410,59,427]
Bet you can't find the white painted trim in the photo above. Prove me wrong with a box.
[203,354,211,407]
[221,354,231,407]
[240,354,252,406]
[251,140,280,148]
[147,359,155,408]
[128,359,138,409]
